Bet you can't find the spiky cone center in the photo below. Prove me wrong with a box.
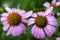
[35,15,47,28]
[7,12,21,26]
[51,3,57,8]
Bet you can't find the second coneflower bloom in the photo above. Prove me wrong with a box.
[28,7,58,39]
[1,7,33,36]
[56,37,60,40]
[43,0,60,8]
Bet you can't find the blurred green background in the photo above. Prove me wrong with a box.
[0,0,60,40]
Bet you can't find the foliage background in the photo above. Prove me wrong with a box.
[0,0,60,40]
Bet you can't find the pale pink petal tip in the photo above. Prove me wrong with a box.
[22,11,33,18]
[56,2,60,6]
[28,18,35,25]
[1,17,7,21]
[1,13,8,17]
[43,2,50,8]
[37,12,45,16]
[32,13,37,17]
[56,37,60,40]
[52,0,56,3]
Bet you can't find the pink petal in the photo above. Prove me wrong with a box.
[36,28,40,38]
[32,26,39,38]
[44,25,56,37]
[51,0,56,4]
[12,23,26,36]
[48,21,58,26]
[2,21,8,26]
[45,7,53,15]
[37,12,45,16]
[3,24,10,31]
[19,23,26,33]
[43,2,50,8]
[11,8,25,16]
[1,13,8,17]
[56,2,60,6]
[28,18,35,25]
[46,15,57,22]
[11,27,19,36]
[38,28,45,38]
[56,37,60,40]
[11,27,17,36]
[22,18,28,23]
[22,11,33,18]
[1,17,7,21]
[6,26,13,36]
[32,13,37,18]
[31,25,36,36]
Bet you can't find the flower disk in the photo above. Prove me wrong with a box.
[51,3,57,8]
[35,15,47,28]
[7,12,21,26]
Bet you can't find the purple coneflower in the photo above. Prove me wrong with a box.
[43,0,60,8]
[28,7,58,39]
[1,7,33,36]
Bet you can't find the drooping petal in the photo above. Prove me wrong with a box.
[2,22,11,35]
[11,23,26,36]
[48,21,58,26]
[28,18,35,25]
[46,15,57,22]
[36,28,40,38]
[38,28,45,38]
[1,17,7,21]
[3,24,10,31]
[56,2,60,6]
[31,25,36,36]
[6,26,13,36]
[22,11,33,18]
[45,7,53,15]
[11,27,20,36]
[34,27,39,38]
[19,23,26,33]
[44,25,56,37]
[31,25,45,39]
[32,13,37,18]
[1,13,9,17]
[11,27,17,36]
[51,0,56,4]
[2,21,8,26]
[43,2,50,8]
